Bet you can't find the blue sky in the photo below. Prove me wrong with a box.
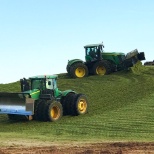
[0,0,154,83]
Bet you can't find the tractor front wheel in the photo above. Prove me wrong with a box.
[48,100,63,122]
[70,63,88,78]
[34,99,62,122]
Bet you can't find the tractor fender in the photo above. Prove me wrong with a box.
[61,90,76,97]
[66,59,85,74]
[67,59,84,67]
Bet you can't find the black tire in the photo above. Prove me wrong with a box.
[8,114,18,121]
[41,99,53,121]
[47,100,63,122]
[92,60,111,75]
[35,100,45,121]
[106,60,116,73]
[61,92,76,115]
[70,63,89,78]
[70,94,88,116]
[66,64,71,75]
[7,114,31,121]
[33,100,39,120]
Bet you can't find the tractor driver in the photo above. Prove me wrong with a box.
[89,48,97,59]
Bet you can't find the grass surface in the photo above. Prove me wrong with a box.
[0,65,154,144]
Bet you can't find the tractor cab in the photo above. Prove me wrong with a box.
[84,43,104,62]
[30,76,57,91]
[19,75,60,100]
[29,75,60,98]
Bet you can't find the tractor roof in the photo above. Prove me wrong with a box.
[84,43,104,48]
[29,75,58,79]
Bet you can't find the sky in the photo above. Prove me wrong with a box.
[0,0,154,83]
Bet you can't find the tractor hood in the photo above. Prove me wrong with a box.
[102,52,125,56]
[0,89,40,116]
[24,89,40,99]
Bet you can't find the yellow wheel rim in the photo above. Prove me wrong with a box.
[51,106,60,120]
[75,67,86,78]
[77,99,87,114]
[96,66,106,75]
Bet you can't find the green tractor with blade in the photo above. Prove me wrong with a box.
[0,75,88,121]
[66,43,145,78]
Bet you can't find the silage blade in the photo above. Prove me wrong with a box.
[0,92,34,115]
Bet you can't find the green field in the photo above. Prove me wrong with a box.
[0,65,154,144]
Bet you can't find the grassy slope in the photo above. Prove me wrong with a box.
[0,66,154,144]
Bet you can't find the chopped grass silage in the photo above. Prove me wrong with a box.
[0,66,154,144]
[130,61,147,75]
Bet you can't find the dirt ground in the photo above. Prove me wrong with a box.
[0,142,154,154]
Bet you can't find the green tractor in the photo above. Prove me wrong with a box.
[66,43,145,78]
[0,75,88,121]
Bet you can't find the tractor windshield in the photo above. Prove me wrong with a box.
[85,45,103,61]
[31,78,57,90]
[31,79,45,90]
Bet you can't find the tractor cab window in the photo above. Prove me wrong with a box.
[85,45,103,62]
[31,79,45,90]
[86,46,103,59]
[86,47,97,59]
[46,79,57,90]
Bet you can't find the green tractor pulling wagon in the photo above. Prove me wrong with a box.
[66,43,145,78]
[0,75,88,121]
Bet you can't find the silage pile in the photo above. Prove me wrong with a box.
[130,61,147,75]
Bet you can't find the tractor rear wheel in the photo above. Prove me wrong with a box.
[92,60,111,75]
[47,100,63,122]
[70,94,88,116]
[105,60,116,73]
[70,63,88,78]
